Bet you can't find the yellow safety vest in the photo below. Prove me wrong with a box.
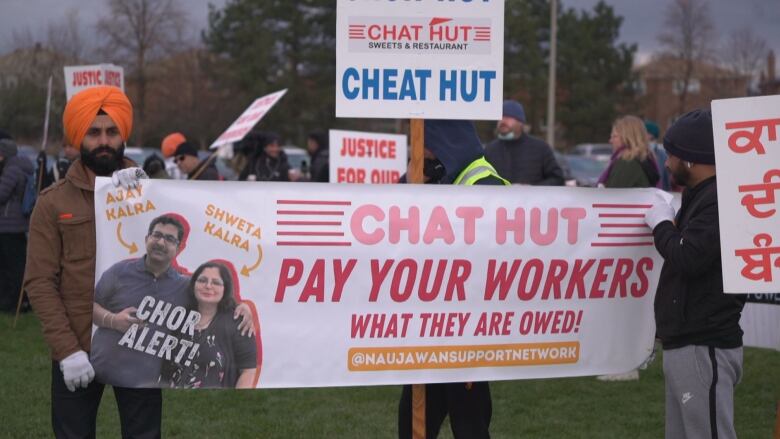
[453,157,510,186]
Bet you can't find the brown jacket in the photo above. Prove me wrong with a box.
[24,158,133,361]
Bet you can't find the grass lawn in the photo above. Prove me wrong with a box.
[2,313,778,438]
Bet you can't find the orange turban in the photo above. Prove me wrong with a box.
[161,132,186,158]
[63,86,133,149]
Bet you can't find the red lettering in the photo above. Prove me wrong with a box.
[589,259,615,299]
[368,259,394,301]
[484,259,521,301]
[517,259,544,301]
[541,259,569,300]
[632,257,653,298]
[444,259,470,301]
[275,258,303,302]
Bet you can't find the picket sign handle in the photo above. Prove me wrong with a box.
[408,119,425,439]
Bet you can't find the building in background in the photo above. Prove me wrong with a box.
[634,55,749,134]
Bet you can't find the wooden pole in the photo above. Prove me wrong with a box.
[189,150,219,180]
[409,118,425,439]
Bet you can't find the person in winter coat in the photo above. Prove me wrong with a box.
[239,132,290,182]
[598,115,660,189]
[174,141,221,181]
[0,136,34,312]
[306,131,330,182]
[398,120,508,439]
[484,100,564,186]
[644,109,746,439]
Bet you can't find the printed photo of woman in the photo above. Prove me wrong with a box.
[160,261,258,388]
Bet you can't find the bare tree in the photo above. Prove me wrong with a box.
[96,0,188,145]
[723,27,767,80]
[46,9,91,62]
[657,0,716,115]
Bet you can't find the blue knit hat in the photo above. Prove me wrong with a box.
[663,109,715,165]
[503,100,526,123]
[644,120,660,139]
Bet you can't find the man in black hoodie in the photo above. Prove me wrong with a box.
[643,109,746,439]
[398,120,508,439]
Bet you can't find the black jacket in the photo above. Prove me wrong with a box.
[653,176,745,349]
[188,158,221,181]
[309,148,329,183]
[240,151,290,182]
[484,134,564,186]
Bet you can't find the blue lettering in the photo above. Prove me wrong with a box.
[383,69,398,100]
[480,70,496,101]
[398,70,416,100]
[415,69,431,100]
[362,68,380,100]
[460,70,477,102]
[439,70,457,101]
[342,68,359,100]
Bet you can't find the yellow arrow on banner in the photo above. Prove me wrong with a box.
[241,244,264,277]
[116,222,138,254]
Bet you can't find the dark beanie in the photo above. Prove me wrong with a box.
[503,100,526,123]
[174,141,199,158]
[663,109,715,165]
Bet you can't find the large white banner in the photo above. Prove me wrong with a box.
[712,95,780,293]
[329,129,408,184]
[335,0,504,120]
[64,64,124,101]
[92,180,662,389]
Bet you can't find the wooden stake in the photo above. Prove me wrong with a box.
[409,118,425,439]
[409,119,424,185]
[189,150,219,180]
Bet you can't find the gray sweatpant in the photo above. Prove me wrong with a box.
[663,345,743,439]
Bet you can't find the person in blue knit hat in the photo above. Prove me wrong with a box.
[484,100,564,186]
[398,119,508,439]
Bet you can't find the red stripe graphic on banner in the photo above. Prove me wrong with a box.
[592,203,652,209]
[276,231,345,237]
[591,242,654,247]
[277,242,352,247]
[600,223,649,228]
[598,213,645,218]
[276,221,342,226]
[277,200,352,206]
[276,210,344,216]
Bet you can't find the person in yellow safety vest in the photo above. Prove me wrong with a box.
[398,119,508,439]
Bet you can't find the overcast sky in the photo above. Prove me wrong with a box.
[2,0,779,66]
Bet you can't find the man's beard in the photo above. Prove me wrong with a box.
[81,144,125,176]
[669,162,690,187]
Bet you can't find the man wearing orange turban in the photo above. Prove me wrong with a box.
[25,86,158,438]
[161,132,186,158]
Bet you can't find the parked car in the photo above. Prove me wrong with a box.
[571,143,612,162]
[124,146,161,166]
[562,154,608,187]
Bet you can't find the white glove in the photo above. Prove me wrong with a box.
[60,350,95,392]
[111,167,148,190]
[644,194,675,230]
